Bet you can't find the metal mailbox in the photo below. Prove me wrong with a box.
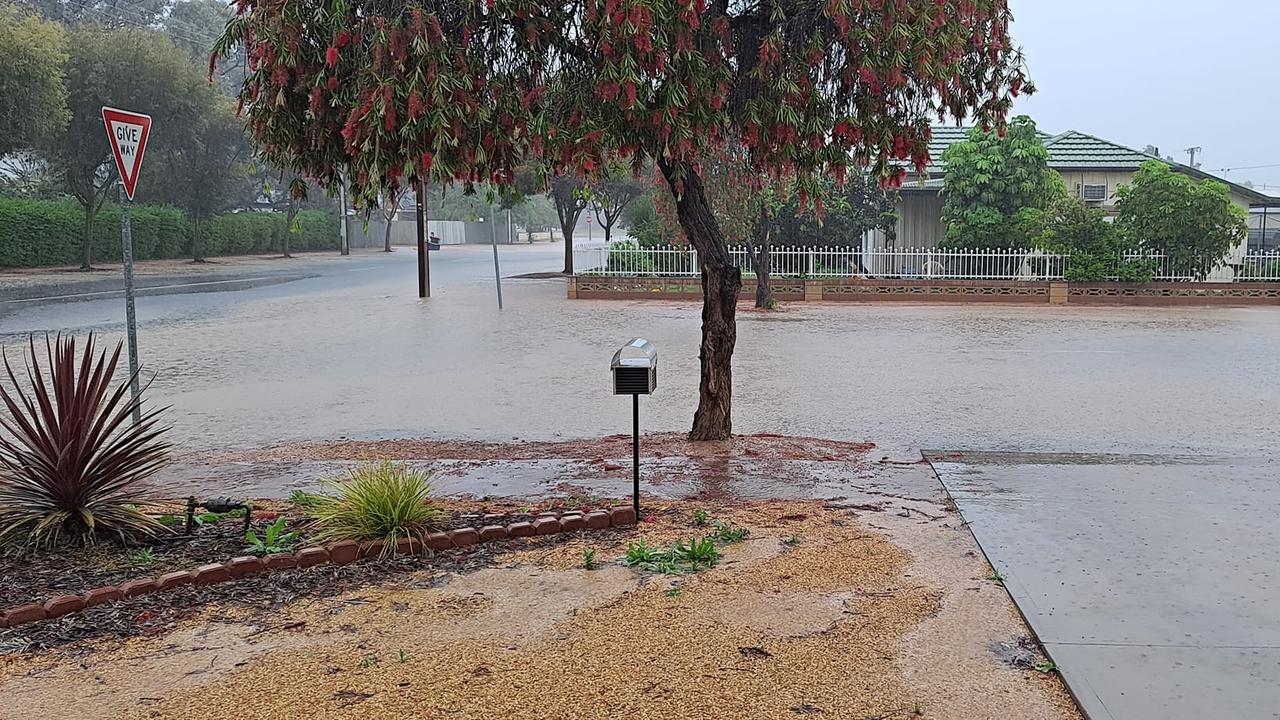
[612,338,657,395]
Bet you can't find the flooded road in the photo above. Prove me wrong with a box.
[2,243,1278,457]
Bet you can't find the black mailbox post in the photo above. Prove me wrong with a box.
[612,339,656,517]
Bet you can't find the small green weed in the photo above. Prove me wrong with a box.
[692,509,710,527]
[156,514,183,527]
[782,535,801,546]
[396,649,409,663]
[624,539,664,567]
[665,587,683,598]
[988,568,1006,585]
[289,489,325,507]
[710,521,749,544]
[1033,660,1057,674]
[359,655,379,669]
[129,548,159,566]
[245,517,300,556]
[673,537,720,569]
[913,701,924,716]
[582,546,598,570]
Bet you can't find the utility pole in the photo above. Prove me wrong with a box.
[416,180,430,298]
[1184,146,1202,169]
[338,177,350,253]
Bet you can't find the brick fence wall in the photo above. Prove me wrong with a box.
[568,276,1280,306]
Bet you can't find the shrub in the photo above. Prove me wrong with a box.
[605,240,657,274]
[0,334,171,547]
[307,461,444,553]
[0,197,340,268]
[1042,198,1154,283]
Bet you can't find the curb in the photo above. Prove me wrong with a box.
[0,507,636,630]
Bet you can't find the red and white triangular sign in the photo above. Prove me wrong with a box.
[101,107,153,200]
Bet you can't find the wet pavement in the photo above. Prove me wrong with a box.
[929,452,1280,720]
[4,242,1280,719]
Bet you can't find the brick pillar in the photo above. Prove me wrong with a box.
[567,275,578,300]
[1049,281,1068,305]
[804,280,823,302]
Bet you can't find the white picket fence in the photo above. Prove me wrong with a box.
[575,243,1280,282]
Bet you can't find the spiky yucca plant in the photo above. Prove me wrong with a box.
[0,335,171,547]
[307,461,445,555]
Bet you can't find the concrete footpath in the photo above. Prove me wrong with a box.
[928,451,1280,720]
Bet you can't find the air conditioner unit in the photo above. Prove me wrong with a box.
[1081,184,1108,202]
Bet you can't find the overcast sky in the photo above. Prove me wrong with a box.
[1008,1,1280,194]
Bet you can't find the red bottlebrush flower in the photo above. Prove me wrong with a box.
[335,30,351,48]
[325,46,338,67]
[327,76,338,90]
[623,80,637,109]
[420,152,434,173]
[408,91,424,119]
[270,66,289,87]
[309,86,322,112]
[643,514,656,524]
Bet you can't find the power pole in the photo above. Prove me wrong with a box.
[1184,146,1202,169]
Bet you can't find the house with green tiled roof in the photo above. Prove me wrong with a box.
[871,127,1278,260]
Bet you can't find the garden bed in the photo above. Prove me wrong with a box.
[0,496,628,652]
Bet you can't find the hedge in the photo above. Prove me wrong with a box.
[0,198,340,268]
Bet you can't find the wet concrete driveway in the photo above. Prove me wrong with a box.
[929,452,1280,720]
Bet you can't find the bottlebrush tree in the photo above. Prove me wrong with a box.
[216,0,1030,440]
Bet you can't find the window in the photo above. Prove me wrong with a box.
[1081,184,1108,202]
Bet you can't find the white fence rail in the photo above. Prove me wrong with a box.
[575,244,1280,283]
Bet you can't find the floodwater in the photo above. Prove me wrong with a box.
[2,243,1278,457]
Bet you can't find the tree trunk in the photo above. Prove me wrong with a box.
[752,222,773,309]
[283,201,298,258]
[603,223,612,244]
[80,203,94,270]
[383,212,394,252]
[659,158,740,441]
[192,217,206,262]
[560,215,578,274]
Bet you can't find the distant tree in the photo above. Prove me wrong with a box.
[621,194,661,246]
[166,0,246,96]
[49,26,209,269]
[1116,161,1247,280]
[549,174,588,272]
[148,95,249,261]
[940,116,1065,250]
[0,3,69,157]
[378,189,404,253]
[27,0,168,26]
[588,172,646,244]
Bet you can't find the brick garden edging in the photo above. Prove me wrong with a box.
[0,506,638,630]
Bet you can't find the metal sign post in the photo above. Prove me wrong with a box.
[489,205,503,309]
[119,186,141,426]
[101,106,152,426]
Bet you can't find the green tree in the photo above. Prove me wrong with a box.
[0,3,69,156]
[166,0,246,96]
[1115,161,1248,281]
[940,116,1064,250]
[548,174,588,271]
[217,0,1029,440]
[146,95,249,261]
[49,25,209,269]
[1041,197,1152,283]
[589,172,647,245]
[620,195,660,246]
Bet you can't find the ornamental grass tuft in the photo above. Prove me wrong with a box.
[307,461,445,554]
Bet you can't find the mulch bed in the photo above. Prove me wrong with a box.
[0,495,625,654]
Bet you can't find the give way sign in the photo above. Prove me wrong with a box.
[101,107,153,200]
